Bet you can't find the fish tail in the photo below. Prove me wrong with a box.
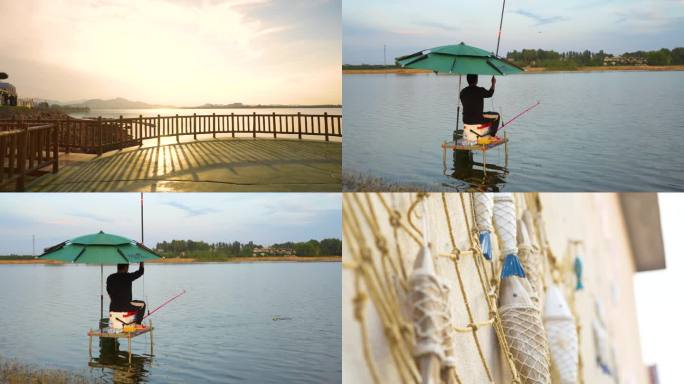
[479,231,492,261]
[501,254,526,278]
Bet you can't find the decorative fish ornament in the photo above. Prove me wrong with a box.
[498,263,551,384]
[574,256,584,291]
[517,218,543,307]
[543,285,578,384]
[496,193,551,384]
[409,244,446,384]
[438,278,459,384]
[592,299,613,375]
[473,193,494,260]
[493,193,519,261]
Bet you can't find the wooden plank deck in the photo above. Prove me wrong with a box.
[27,138,341,192]
[441,137,508,152]
[88,326,153,339]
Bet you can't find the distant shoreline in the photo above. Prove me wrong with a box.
[0,256,341,264]
[343,65,684,74]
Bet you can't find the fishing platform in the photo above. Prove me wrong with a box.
[88,321,154,364]
[442,131,509,170]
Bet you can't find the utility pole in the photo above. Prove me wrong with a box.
[32,235,35,257]
[383,44,387,66]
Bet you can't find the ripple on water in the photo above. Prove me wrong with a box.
[343,71,684,191]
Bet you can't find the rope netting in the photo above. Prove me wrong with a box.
[343,193,586,384]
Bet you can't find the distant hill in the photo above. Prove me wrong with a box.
[69,97,167,109]
[189,102,342,109]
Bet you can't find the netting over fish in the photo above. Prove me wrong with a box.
[344,193,588,384]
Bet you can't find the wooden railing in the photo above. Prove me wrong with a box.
[12,112,342,154]
[0,123,59,191]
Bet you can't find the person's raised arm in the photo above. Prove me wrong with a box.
[483,76,496,98]
[129,262,144,281]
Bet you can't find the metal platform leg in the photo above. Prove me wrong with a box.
[482,148,488,176]
[504,132,509,168]
[128,335,132,364]
[88,334,92,359]
[150,321,154,355]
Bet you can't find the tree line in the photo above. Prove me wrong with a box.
[154,238,342,259]
[506,48,684,68]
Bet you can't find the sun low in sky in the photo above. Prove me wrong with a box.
[0,0,341,106]
[0,193,342,255]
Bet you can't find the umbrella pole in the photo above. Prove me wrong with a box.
[100,265,103,320]
[455,74,462,139]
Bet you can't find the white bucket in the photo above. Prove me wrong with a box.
[463,124,491,143]
[109,311,136,329]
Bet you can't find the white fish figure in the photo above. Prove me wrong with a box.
[592,299,613,375]
[493,193,518,260]
[438,277,459,384]
[409,244,446,384]
[543,285,578,384]
[517,218,543,307]
[473,192,494,260]
[496,194,550,384]
[522,210,539,249]
[498,256,551,384]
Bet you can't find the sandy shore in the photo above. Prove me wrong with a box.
[343,65,684,74]
[0,259,64,264]
[148,256,341,263]
[0,256,341,264]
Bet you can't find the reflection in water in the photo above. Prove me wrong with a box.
[89,337,152,384]
[445,150,508,191]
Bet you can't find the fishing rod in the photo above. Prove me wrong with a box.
[142,289,186,320]
[495,0,506,57]
[499,101,541,130]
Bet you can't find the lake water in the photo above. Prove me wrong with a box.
[0,262,341,384]
[68,108,341,119]
[343,71,684,191]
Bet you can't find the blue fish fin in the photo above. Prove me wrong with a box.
[501,254,526,278]
[479,231,492,261]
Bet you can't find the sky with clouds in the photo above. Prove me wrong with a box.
[0,0,340,105]
[343,0,684,64]
[0,193,341,255]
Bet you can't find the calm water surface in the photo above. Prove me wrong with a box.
[69,108,341,119]
[343,71,684,191]
[0,263,341,384]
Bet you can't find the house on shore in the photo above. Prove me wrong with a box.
[252,247,295,257]
[0,82,17,106]
[603,55,647,66]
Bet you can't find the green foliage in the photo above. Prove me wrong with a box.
[155,238,341,259]
[320,238,342,256]
[672,48,684,65]
[507,47,683,68]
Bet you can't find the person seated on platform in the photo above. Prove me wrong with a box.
[460,74,500,136]
[107,263,146,327]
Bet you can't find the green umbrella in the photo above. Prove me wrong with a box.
[40,231,160,320]
[397,42,524,135]
[396,42,523,75]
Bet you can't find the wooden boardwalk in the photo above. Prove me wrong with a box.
[27,138,341,192]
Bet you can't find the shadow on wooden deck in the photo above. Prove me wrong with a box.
[27,138,341,192]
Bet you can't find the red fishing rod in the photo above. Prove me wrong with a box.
[142,290,186,320]
[499,101,540,131]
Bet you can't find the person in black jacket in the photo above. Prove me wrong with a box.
[460,74,500,136]
[106,263,146,325]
